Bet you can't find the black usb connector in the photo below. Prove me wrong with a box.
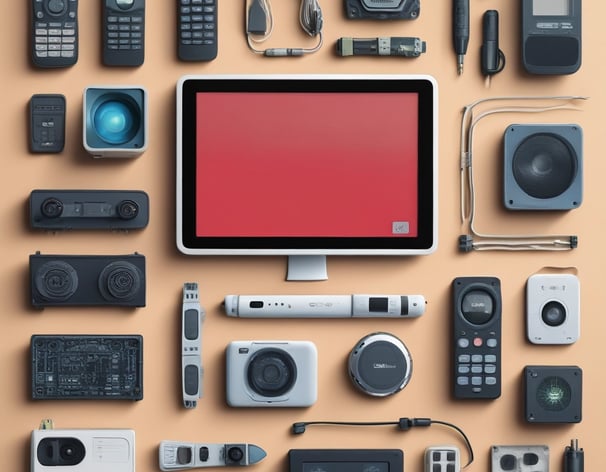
[247,0,267,35]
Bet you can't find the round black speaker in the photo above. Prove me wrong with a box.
[34,261,78,302]
[512,133,577,199]
[348,332,412,397]
[98,261,142,301]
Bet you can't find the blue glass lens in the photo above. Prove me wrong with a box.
[93,100,136,145]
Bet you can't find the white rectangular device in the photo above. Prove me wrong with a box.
[31,427,135,472]
[176,74,438,280]
[226,340,317,407]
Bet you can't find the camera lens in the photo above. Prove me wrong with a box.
[41,198,63,218]
[92,97,140,145]
[247,348,297,397]
[227,446,244,463]
[117,200,139,220]
[38,438,85,466]
[542,301,566,326]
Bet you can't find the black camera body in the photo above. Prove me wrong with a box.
[344,0,420,20]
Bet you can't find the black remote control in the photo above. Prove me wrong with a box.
[103,0,145,66]
[31,0,78,68]
[29,94,66,153]
[177,0,217,61]
[452,276,502,399]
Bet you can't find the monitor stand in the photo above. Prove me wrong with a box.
[286,255,328,281]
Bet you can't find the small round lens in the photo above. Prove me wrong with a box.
[542,301,566,327]
[93,100,138,145]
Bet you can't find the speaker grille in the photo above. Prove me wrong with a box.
[503,124,583,210]
[512,133,577,199]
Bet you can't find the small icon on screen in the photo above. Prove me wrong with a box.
[392,221,410,234]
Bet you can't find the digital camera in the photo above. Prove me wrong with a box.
[31,427,135,472]
[226,340,317,407]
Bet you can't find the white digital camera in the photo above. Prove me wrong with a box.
[226,340,317,407]
[31,427,135,472]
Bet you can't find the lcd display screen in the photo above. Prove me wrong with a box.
[533,0,570,16]
[177,75,437,254]
[195,92,418,238]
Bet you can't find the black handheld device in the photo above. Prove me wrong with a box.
[177,0,217,61]
[522,0,581,74]
[29,94,66,153]
[31,0,78,68]
[452,276,502,399]
[102,0,145,66]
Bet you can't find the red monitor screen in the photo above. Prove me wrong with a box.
[195,92,419,238]
[177,75,437,255]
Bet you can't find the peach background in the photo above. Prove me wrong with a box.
[1,1,605,471]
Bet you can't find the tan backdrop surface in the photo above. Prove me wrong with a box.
[1,1,604,471]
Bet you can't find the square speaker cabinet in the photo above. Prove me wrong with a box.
[503,124,582,210]
[524,365,582,423]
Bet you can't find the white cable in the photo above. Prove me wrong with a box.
[458,95,588,251]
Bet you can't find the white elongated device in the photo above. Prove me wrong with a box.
[224,294,426,318]
[182,282,204,408]
[159,441,267,470]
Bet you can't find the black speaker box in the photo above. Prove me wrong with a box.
[30,252,146,308]
[524,365,582,423]
[503,124,582,210]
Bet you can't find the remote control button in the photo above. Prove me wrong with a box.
[47,0,66,15]
[471,365,483,374]
[486,338,498,347]
[457,376,469,385]
[471,376,482,385]
[485,364,496,374]
[485,376,497,385]
[485,354,497,363]
[458,365,470,374]
[457,338,469,348]
[458,354,470,363]
[473,337,483,347]
[471,354,483,363]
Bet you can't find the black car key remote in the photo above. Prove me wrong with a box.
[31,0,78,68]
[177,0,217,61]
[103,0,145,66]
[452,276,502,399]
[29,94,66,153]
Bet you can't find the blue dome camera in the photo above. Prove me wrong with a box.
[83,86,148,158]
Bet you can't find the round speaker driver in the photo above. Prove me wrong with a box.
[512,133,577,199]
[348,332,412,397]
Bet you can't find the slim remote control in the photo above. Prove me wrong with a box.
[452,276,502,399]
[29,94,66,153]
[31,0,78,68]
[177,0,217,61]
[102,0,145,66]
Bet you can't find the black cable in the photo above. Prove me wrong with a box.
[292,417,474,468]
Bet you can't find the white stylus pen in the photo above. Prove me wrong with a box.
[224,294,426,318]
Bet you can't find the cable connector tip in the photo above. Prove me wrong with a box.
[292,423,306,434]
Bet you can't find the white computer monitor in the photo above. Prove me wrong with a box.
[176,74,438,280]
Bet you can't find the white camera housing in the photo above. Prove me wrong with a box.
[226,340,317,407]
[527,273,580,344]
[31,428,135,472]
